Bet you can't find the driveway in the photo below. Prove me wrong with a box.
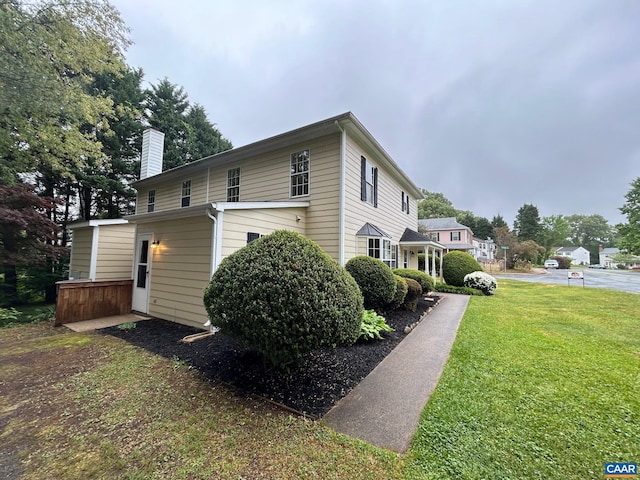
[494,268,640,294]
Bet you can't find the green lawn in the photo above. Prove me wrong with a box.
[1,281,638,479]
[404,280,639,479]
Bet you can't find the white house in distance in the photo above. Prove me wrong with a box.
[62,112,445,329]
[599,246,619,268]
[471,236,496,263]
[554,246,591,266]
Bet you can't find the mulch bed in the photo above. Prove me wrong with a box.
[99,296,440,418]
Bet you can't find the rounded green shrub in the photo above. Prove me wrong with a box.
[203,230,363,368]
[345,256,396,310]
[393,268,434,293]
[403,278,422,312]
[389,274,408,310]
[442,251,483,287]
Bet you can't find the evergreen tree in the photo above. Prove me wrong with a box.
[492,215,508,230]
[514,204,541,242]
[185,104,233,161]
[145,78,190,170]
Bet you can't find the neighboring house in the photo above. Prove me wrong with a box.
[472,236,496,263]
[554,246,591,266]
[599,246,619,268]
[113,112,444,328]
[418,217,475,254]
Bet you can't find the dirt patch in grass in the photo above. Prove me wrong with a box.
[100,296,440,418]
[0,324,108,479]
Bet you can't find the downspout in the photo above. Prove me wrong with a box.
[206,207,217,278]
[208,203,224,273]
[335,121,346,266]
[205,206,222,334]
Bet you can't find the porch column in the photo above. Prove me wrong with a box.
[431,246,437,284]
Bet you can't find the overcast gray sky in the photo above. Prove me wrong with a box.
[111,0,639,227]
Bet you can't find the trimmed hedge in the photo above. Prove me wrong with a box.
[442,251,483,287]
[403,278,422,312]
[434,283,484,296]
[393,268,434,293]
[345,256,396,310]
[203,230,363,368]
[389,274,408,310]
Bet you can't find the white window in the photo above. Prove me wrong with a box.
[147,189,155,213]
[401,191,410,214]
[451,231,461,241]
[181,180,191,207]
[227,168,240,202]
[368,238,397,268]
[290,150,309,197]
[361,156,378,207]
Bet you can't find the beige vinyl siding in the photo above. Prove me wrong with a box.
[220,208,307,259]
[136,216,212,329]
[69,228,92,279]
[95,224,136,280]
[343,134,419,262]
[135,174,208,213]
[178,133,341,257]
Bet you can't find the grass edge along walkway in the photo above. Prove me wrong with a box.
[404,280,639,480]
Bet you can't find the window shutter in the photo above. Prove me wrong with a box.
[360,156,367,201]
[401,192,405,211]
[450,232,453,241]
[407,197,410,215]
[373,167,378,207]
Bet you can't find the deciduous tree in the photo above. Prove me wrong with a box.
[617,177,640,255]
[0,182,67,304]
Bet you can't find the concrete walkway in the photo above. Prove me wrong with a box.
[323,293,470,453]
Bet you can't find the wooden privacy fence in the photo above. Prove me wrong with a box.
[55,279,133,326]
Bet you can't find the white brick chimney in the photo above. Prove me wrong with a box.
[140,128,164,179]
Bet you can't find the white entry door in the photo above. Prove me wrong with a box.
[132,234,152,313]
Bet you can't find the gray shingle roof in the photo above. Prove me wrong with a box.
[356,222,391,238]
[418,217,470,231]
[399,228,430,243]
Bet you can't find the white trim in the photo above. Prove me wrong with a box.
[68,218,129,229]
[210,201,310,211]
[336,121,346,266]
[89,226,99,281]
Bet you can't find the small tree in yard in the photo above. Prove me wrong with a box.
[203,230,363,368]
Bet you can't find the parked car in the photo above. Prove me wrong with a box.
[544,259,559,269]
[589,264,606,269]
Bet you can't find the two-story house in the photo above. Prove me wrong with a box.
[68,112,443,329]
[554,246,591,266]
[472,236,496,263]
[418,217,475,255]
